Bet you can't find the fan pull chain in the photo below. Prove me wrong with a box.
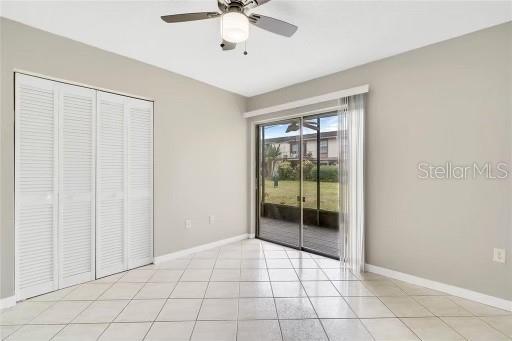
[244,41,248,56]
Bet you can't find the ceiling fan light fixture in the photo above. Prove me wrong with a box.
[221,12,249,43]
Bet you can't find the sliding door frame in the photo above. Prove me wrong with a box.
[255,117,303,250]
[255,112,342,260]
[301,111,341,259]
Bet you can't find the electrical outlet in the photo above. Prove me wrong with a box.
[209,215,215,225]
[185,219,192,229]
[493,248,506,264]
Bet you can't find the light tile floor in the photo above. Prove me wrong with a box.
[1,238,511,340]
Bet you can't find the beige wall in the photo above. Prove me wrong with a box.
[1,17,511,303]
[248,22,512,300]
[0,18,248,299]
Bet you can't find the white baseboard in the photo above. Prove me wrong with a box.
[154,233,251,264]
[365,263,512,312]
[0,295,16,309]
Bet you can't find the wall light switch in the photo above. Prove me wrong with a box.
[209,215,215,225]
[185,219,192,229]
[493,248,506,264]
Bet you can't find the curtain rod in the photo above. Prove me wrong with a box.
[243,84,369,118]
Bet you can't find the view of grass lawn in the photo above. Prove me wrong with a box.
[263,179,340,212]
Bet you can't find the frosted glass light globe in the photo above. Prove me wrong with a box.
[221,12,249,43]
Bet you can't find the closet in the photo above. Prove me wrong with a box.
[15,73,153,300]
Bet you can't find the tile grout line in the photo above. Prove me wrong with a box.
[409,294,474,339]
[475,315,512,339]
[235,245,243,341]
[320,260,377,340]
[366,278,479,340]
[146,254,191,340]
[16,284,98,341]
[140,268,179,341]
[96,269,152,340]
[48,300,96,340]
[443,295,512,339]
[188,247,219,341]
[369,283,426,340]
[41,323,67,341]
[295,254,334,341]
[322,265,377,340]
[16,296,60,326]
[396,317,468,341]
[44,274,123,340]
[263,242,285,341]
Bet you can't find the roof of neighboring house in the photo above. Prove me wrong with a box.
[265,130,342,143]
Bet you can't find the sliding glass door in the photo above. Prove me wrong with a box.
[256,112,342,259]
[257,119,301,248]
[302,114,341,257]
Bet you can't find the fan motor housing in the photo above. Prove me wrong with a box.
[227,2,245,14]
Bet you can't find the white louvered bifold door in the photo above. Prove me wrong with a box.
[15,74,59,300]
[127,98,153,268]
[96,91,127,278]
[58,84,96,288]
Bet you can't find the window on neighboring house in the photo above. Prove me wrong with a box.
[320,139,328,158]
[290,142,298,158]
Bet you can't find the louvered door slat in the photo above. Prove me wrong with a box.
[58,84,96,287]
[127,99,153,268]
[96,91,127,278]
[15,74,58,300]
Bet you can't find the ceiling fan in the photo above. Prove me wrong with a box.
[160,0,298,53]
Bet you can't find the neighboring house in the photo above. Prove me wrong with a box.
[265,130,346,165]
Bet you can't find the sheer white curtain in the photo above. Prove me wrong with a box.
[339,94,366,273]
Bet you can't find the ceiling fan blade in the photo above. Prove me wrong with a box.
[244,0,271,10]
[218,0,229,12]
[285,122,299,132]
[249,14,298,37]
[303,122,319,131]
[221,40,236,51]
[161,12,220,23]
[255,0,271,6]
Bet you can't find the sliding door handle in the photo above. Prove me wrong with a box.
[297,196,306,202]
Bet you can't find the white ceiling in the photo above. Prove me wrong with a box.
[1,1,511,96]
